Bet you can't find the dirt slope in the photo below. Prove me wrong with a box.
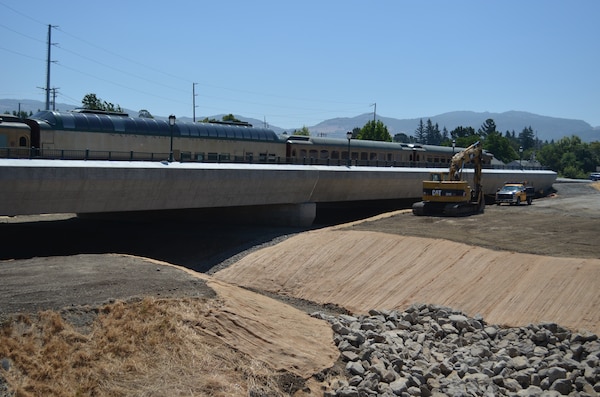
[215,182,600,335]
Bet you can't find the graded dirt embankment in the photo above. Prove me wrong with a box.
[215,229,600,335]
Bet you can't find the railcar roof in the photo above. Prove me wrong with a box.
[29,111,279,142]
[286,135,428,151]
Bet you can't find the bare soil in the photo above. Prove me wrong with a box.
[1,181,599,396]
[348,181,600,259]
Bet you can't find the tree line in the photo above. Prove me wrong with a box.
[299,117,599,178]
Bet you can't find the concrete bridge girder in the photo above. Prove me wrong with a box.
[0,160,557,226]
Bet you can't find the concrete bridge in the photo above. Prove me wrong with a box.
[0,159,557,226]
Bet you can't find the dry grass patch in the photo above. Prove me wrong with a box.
[0,297,307,396]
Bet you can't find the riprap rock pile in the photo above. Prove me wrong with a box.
[312,304,599,396]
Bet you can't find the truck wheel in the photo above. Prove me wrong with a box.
[516,197,521,206]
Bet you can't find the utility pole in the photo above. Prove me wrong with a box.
[45,24,58,111]
[50,88,59,110]
[371,102,376,135]
[192,83,198,122]
[371,102,376,123]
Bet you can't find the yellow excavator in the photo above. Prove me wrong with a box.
[412,141,485,216]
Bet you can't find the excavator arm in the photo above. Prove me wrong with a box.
[449,141,483,202]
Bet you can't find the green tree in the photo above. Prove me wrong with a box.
[357,120,391,142]
[425,119,442,145]
[11,110,32,119]
[81,93,123,113]
[138,109,154,118]
[519,126,535,151]
[478,118,497,139]
[414,119,426,143]
[484,131,517,164]
[449,126,478,148]
[294,126,310,136]
[536,135,598,178]
[393,133,413,143]
[82,93,103,110]
[222,113,241,123]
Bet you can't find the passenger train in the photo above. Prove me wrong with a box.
[0,109,493,166]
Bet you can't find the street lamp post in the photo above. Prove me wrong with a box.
[452,139,456,155]
[346,131,352,166]
[519,146,523,169]
[168,114,176,162]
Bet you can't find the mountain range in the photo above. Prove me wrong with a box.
[2,99,598,143]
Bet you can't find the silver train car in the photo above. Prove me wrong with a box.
[1,109,490,167]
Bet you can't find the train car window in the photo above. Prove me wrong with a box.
[73,114,89,131]
[145,119,161,135]
[360,152,368,160]
[300,149,307,158]
[387,153,392,161]
[262,130,275,141]
[99,115,114,132]
[320,150,329,159]
[108,116,125,132]
[177,123,190,136]
[186,124,198,137]
[86,114,103,131]
[123,118,138,134]
[61,113,76,129]
[193,124,206,137]
[331,151,340,159]
[369,152,377,160]
[19,136,28,147]
[309,150,318,158]
[132,118,148,134]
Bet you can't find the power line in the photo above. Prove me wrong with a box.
[1,1,371,122]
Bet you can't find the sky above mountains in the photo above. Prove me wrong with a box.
[1,1,598,128]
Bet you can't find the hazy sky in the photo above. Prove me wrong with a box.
[1,1,598,128]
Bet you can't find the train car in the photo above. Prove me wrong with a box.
[285,135,493,167]
[0,114,32,156]
[24,109,284,162]
[4,109,493,167]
